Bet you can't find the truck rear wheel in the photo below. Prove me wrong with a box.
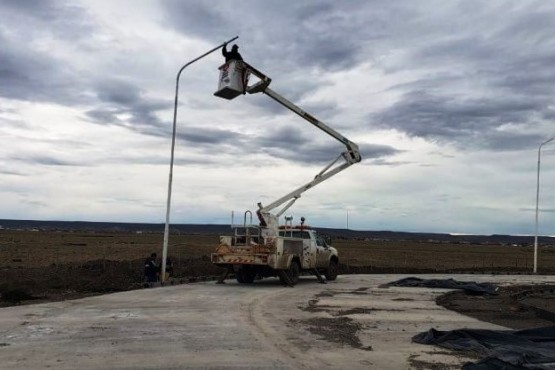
[278,263,300,286]
[236,267,256,284]
[236,270,245,284]
[324,259,338,281]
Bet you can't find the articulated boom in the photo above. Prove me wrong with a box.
[216,61,362,235]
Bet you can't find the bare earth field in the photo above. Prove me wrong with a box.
[1,229,554,329]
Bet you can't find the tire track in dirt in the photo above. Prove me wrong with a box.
[242,287,320,370]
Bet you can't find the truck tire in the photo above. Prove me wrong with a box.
[235,270,245,284]
[236,267,256,284]
[278,271,289,285]
[324,259,338,281]
[287,261,300,286]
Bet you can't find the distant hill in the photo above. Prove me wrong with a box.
[0,219,226,234]
[0,219,552,245]
[318,227,552,246]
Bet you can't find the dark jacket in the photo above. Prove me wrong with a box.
[144,257,158,282]
[222,45,243,62]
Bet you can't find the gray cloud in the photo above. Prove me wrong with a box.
[95,79,144,106]
[2,0,553,157]
[251,126,398,164]
[0,0,93,35]
[264,141,398,165]
[370,159,412,166]
[152,123,399,166]
[162,0,555,154]
[359,143,400,161]
[254,126,307,148]
[0,0,173,139]
[0,32,80,104]
[162,0,376,71]
[177,127,243,145]
[0,169,26,176]
[0,1,94,104]
[374,90,547,151]
[85,78,173,137]
[368,2,555,151]
[10,155,85,167]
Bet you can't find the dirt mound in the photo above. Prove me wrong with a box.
[0,256,226,307]
[436,284,555,329]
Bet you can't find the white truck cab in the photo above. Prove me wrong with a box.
[278,228,337,271]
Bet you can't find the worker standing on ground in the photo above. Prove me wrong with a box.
[222,43,243,62]
[144,253,159,283]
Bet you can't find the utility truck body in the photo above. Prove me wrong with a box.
[212,221,338,285]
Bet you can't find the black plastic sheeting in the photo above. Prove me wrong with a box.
[413,326,555,369]
[387,277,499,295]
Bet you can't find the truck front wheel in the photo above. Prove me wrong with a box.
[324,259,338,281]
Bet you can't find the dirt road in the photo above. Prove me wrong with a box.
[0,274,553,369]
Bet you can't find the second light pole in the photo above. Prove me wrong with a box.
[533,136,554,274]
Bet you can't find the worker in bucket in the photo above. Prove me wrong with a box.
[221,43,248,94]
[222,43,243,62]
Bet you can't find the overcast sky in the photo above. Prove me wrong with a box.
[1,0,554,235]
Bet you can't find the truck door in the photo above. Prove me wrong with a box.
[302,231,317,269]
[315,233,330,268]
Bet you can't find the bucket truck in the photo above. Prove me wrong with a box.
[211,59,361,285]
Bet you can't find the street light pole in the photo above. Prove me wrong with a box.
[161,36,239,283]
[534,136,554,274]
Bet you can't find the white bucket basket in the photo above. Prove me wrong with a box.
[214,60,247,100]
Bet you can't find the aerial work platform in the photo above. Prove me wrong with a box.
[214,60,248,100]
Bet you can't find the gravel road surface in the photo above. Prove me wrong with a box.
[0,274,552,369]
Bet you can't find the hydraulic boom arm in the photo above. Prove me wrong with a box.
[242,63,362,231]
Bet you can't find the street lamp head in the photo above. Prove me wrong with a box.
[540,136,555,148]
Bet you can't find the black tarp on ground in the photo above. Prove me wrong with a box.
[413,326,555,369]
[386,277,499,295]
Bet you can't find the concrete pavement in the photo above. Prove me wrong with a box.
[0,274,552,369]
